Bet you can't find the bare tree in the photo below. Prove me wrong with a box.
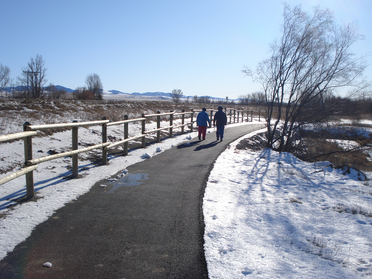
[193,95,198,103]
[239,91,266,105]
[45,83,67,100]
[170,89,183,103]
[85,73,103,100]
[18,55,47,98]
[251,92,265,104]
[244,4,367,152]
[0,64,10,92]
[73,87,95,100]
[239,94,250,105]
[198,96,211,104]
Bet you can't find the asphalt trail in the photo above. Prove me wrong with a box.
[0,123,264,279]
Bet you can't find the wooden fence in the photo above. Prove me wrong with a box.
[0,107,260,199]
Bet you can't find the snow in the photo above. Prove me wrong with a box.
[204,131,372,278]
[341,119,372,126]
[1,121,372,277]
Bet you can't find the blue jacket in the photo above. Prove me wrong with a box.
[197,111,210,126]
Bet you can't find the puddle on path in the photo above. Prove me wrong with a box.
[108,173,149,193]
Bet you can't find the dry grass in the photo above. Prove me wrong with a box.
[296,129,372,173]
[289,197,303,204]
[0,98,256,134]
[235,126,372,175]
[235,133,267,151]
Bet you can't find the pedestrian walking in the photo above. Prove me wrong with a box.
[196,108,210,140]
[213,106,227,141]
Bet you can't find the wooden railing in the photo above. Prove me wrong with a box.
[0,107,260,199]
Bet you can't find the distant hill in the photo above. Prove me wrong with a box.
[1,86,229,101]
[2,85,74,93]
[54,85,74,93]
[129,92,171,98]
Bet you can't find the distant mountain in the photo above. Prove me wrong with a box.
[129,92,171,98]
[2,86,26,92]
[108,90,127,95]
[2,85,74,93]
[54,85,74,93]
[103,90,172,100]
[1,86,230,101]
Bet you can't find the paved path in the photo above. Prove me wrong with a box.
[0,123,264,279]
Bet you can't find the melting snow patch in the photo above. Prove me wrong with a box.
[141,153,152,159]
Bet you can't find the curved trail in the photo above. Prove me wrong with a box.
[0,123,264,279]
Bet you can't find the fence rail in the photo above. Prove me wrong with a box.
[0,131,38,143]
[0,107,261,199]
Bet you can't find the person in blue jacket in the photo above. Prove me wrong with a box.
[196,108,210,140]
[213,106,227,141]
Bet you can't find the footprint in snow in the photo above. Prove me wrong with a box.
[241,268,254,275]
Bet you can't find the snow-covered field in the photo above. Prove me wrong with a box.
[204,130,372,278]
[1,116,372,277]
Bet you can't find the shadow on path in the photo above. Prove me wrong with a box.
[194,140,220,151]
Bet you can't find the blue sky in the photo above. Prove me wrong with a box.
[1,0,371,99]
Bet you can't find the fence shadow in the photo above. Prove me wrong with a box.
[0,162,101,211]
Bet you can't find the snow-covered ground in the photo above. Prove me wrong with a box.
[204,130,372,278]
[1,121,372,278]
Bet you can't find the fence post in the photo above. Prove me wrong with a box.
[251,110,253,122]
[181,110,185,133]
[141,114,146,148]
[259,110,261,122]
[23,122,34,198]
[124,115,129,155]
[190,109,194,131]
[102,117,108,165]
[209,108,213,128]
[237,110,240,123]
[234,109,236,123]
[224,107,227,125]
[229,109,232,124]
[157,111,161,142]
[169,111,173,138]
[72,120,78,178]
